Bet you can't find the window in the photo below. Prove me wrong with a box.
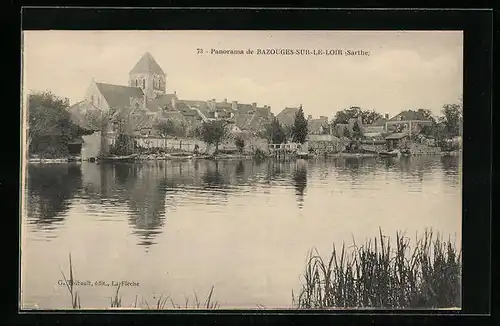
[97,97,100,107]
[135,79,138,87]
[142,79,145,89]
[91,95,94,105]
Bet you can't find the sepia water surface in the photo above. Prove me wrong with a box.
[21,156,462,309]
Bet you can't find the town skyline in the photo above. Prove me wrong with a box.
[23,30,463,119]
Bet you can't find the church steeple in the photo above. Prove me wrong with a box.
[129,52,166,101]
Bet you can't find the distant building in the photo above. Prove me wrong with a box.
[385,132,409,150]
[276,107,300,126]
[307,116,329,135]
[386,110,433,136]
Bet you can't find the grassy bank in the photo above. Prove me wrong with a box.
[293,229,461,309]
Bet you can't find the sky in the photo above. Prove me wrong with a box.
[22,30,463,119]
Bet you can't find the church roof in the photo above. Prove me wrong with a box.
[129,52,165,75]
[95,82,144,109]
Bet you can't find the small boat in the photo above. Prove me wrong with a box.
[296,152,311,159]
[379,150,399,158]
[169,153,193,160]
[99,154,138,162]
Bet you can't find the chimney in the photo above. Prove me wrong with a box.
[232,101,238,111]
[171,96,177,110]
[385,113,389,120]
[224,98,227,103]
[252,102,257,108]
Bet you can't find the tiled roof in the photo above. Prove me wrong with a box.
[160,111,187,125]
[129,52,165,75]
[389,110,431,122]
[182,100,210,117]
[235,104,255,115]
[129,112,157,130]
[67,100,102,131]
[276,107,299,126]
[147,93,177,112]
[95,82,144,110]
[177,102,200,117]
[234,112,253,130]
[308,119,329,134]
[371,117,387,126]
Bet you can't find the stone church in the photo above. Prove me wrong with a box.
[69,52,274,141]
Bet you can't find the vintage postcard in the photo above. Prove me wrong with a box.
[20,30,463,310]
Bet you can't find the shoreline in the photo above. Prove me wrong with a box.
[27,150,462,164]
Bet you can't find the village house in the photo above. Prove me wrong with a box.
[386,109,433,137]
[276,107,300,127]
[363,114,389,138]
[67,52,276,157]
[307,115,330,135]
[333,116,364,138]
[385,132,409,150]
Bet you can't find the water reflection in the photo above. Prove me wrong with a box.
[25,156,462,249]
[235,161,245,178]
[128,166,167,248]
[26,164,82,231]
[293,161,308,209]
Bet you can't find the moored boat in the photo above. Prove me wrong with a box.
[296,152,311,159]
[99,154,138,162]
[379,150,400,158]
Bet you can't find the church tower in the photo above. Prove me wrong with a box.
[129,52,166,101]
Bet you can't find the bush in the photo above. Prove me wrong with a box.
[294,228,461,309]
[253,148,268,162]
[235,137,245,153]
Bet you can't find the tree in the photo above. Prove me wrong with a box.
[235,136,245,153]
[291,107,308,144]
[351,120,363,139]
[343,127,351,138]
[441,103,463,137]
[361,109,384,125]
[332,106,383,126]
[261,118,286,144]
[155,119,172,138]
[27,90,92,157]
[200,120,229,154]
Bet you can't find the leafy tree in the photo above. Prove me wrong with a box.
[200,120,229,153]
[361,109,384,125]
[332,106,383,126]
[343,127,351,138]
[291,107,308,144]
[27,91,92,157]
[262,118,286,144]
[235,136,245,153]
[441,103,463,137]
[154,119,185,138]
[351,120,363,140]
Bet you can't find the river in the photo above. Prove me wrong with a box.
[21,155,462,309]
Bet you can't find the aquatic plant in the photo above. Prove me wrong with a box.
[59,253,81,309]
[253,148,268,162]
[61,253,219,310]
[294,228,461,309]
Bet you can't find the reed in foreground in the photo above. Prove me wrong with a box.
[294,228,461,309]
[61,253,219,309]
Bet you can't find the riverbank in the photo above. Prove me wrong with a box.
[26,149,461,164]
